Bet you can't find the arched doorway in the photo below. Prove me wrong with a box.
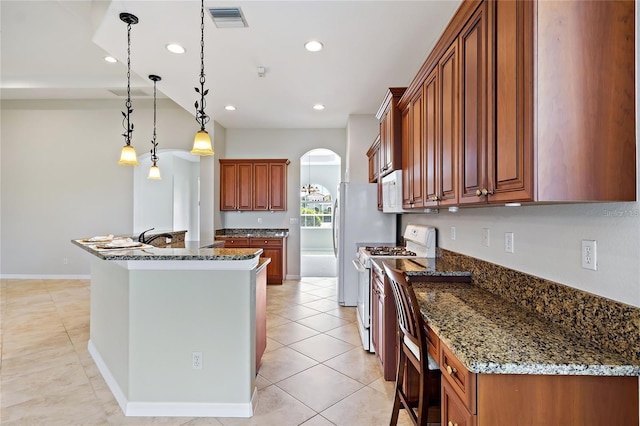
[299,149,341,277]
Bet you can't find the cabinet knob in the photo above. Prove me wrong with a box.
[475,189,482,197]
[446,365,457,375]
[448,422,458,426]
[430,196,440,201]
[481,188,494,196]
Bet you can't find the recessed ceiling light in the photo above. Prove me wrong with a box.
[313,104,325,111]
[305,40,323,52]
[104,56,117,63]
[166,43,186,54]
[225,105,237,111]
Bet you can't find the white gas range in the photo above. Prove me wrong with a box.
[352,224,436,352]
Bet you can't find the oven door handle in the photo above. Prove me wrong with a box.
[352,259,367,273]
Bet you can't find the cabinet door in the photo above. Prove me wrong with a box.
[237,163,254,211]
[442,379,476,426]
[489,0,534,203]
[401,109,412,208]
[253,162,269,210]
[268,162,288,211]
[262,247,283,283]
[458,3,488,205]
[424,67,439,206]
[380,110,392,175]
[220,162,238,211]
[440,41,460,206]
[371,276,381,353]
[409,89,425,208]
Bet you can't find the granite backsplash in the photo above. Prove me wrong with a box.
[438,248,640,364]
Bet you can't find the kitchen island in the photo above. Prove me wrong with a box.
[377,257,640,424]
[71,239,268,418]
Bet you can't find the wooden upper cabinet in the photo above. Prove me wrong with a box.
[376,88,406,178]
[220,159,289,211]
[367,136,381,183]
[220,160,253,211]
[439,41,460,207]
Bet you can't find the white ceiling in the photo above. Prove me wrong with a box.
[1,0,462,129]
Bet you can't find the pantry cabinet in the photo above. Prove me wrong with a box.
[219,159,289,211]
[397,0,636,207]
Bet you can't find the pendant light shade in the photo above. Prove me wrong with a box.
[192,0,214,157]
[148,164,161,180]
[118,12,139,166]
[119,145,139,165]
[191,130,214,156]
[148,74,162,179]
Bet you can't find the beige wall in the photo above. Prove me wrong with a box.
[0,99,206,276]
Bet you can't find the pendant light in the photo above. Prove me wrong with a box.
[191,0,214,156]
[118,12,139,166]
[148,75,162,180]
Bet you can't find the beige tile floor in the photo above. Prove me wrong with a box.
[1,277,414,425]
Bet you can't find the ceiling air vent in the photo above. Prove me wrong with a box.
[208,7,248,28]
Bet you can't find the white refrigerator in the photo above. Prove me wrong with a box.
[332,182,397,306]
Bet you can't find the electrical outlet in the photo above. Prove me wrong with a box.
[192,351,203,370]
[482,228,490,247]
[257,217,263,224]
[581,240,597,271]
[504,232,514,253]
[450,227,456,240]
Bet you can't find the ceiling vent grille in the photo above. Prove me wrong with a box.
[208,7,248,28]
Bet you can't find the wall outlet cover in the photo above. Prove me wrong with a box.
[581,240,597,271]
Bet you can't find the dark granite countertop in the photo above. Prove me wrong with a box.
[373,258,640,376]
[215,228,289,238]
[71,239,260,261]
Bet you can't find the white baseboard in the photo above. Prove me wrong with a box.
[88,340,256,418]
[0,274,90,279]
[286,274,301,280]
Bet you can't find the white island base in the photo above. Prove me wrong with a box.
[88,256,262,417]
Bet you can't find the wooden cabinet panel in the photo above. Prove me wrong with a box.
[219,160,253,211]
[371,264,398,381]
[458,3,488,205]
[252,163,269,210]
[440,342,476,414]
[535,0,635,201]
[442,379,476,426]
[376,88,406,178]
[218,237,250,247]
[255,264,267,372]
[423,68,439,206]
[249,237,286,285]
[488,0,534,203]
[268,162,288,211]
[367,136,381,183]
[402,89,425,209]
[439,42,459,206]
[220,162,239,211]
[237,163,253,210]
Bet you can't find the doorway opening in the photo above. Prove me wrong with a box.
[299,149,341,277]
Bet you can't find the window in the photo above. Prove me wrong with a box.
[301,185,332,228]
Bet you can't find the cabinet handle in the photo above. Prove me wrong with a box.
[448,421,458,426]
[481,188,494,196]
[430,196,440,201]
[475,189,482,197]
[446,365,457,376]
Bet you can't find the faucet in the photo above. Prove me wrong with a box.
[137,228,173,245]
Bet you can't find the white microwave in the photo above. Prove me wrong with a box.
[381,170,405,213]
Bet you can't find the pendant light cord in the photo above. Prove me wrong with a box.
[150,77,159,165]
[194,0,210,132]
[122,19,134,147]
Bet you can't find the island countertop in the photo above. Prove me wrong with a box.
[375,258,640,377]
[72,239,261,261]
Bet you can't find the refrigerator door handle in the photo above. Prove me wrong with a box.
[351,259,367,273]
[332,198,339,257]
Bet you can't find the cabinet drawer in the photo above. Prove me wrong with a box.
[442,378,476,426]
[250,238,283,247]
[424,324,439,362]
[440,343,476,414]
[219,238,249,247]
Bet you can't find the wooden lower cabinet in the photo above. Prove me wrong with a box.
[438,341,639,426]
[371,264,398,381]
[216,236,287,284]
[255,263,267,372]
